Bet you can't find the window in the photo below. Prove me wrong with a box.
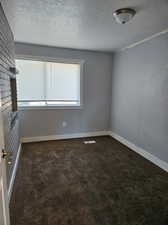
[16,58,83,109]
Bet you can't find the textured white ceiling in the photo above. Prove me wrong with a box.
[2,0,168,51]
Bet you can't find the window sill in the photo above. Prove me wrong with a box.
[18,105,83,110]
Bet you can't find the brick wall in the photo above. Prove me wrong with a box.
[0,3,20,187]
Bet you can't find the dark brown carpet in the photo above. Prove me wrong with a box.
[10,136,168,225]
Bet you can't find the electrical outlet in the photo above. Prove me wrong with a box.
[62,121,67,127]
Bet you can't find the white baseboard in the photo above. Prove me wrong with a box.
[21,131,109,143]
[8,143,22,201]
[110,131,168,173]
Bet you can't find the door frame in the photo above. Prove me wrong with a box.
[0,91,10,225]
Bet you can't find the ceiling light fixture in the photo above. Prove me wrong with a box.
[113,8,136,24]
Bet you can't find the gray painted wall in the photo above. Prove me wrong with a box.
[111,33,168,162]
[15,43,112,138]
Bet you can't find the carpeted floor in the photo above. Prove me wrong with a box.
[10,136,168,225]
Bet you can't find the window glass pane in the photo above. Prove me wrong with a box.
[16,60,45,100]
[18,101,46,107]
[46,63,80,101]
[46,101,79,105]
[16,59,81,107]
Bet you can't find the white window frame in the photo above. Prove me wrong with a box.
[16,55,84,110]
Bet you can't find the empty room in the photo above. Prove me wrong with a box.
[0,0,168,225]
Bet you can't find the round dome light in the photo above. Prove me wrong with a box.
[113,8,136,24]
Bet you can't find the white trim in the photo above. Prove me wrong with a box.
[21,131,109,143]
[122,27,168,50]
[15,54,85,65]
[109,131,168,173]
[18,105,83,110]
[8,143,22,201]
